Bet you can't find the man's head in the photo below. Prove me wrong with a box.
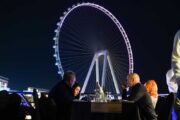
[127,73,140,87]
[63,71,76,87]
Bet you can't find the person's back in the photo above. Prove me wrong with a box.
[0,90,9,119]
[131,83,157,120]
[49,80,73,105]
[7,93,23,120]
[49,71,76,120]
[49,80,73,120]
[39,93,56,120]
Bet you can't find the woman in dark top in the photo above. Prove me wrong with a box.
[72,82,81,99]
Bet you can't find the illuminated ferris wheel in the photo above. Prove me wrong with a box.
[53,2,134,94]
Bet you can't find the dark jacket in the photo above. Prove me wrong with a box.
[49,80,74,120]
[124,83,157,120]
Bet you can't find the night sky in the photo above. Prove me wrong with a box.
[0,0,179,93]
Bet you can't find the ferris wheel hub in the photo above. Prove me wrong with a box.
[95,50,108,57]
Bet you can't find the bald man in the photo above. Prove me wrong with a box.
[124,73,157,120]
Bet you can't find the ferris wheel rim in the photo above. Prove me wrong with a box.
[53,2,134,78]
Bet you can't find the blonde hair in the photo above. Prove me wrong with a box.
[145,80,158,97]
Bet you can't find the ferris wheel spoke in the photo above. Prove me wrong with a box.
[60,51,93,57]
[61,56,92,64]
[60,54,93,60]
[60,47,93,54]
[109,39,124,50]
[62,13,98,50]
[61,26,91,49]
[61,53,92,62]
[60,39,92,53]
[60,37,90,52]
[62,57,91,71]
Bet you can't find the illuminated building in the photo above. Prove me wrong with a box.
[0,76,10,91]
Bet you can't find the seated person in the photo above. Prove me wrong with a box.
[49,71,76,120]
[123,73,157,120]
[72,82,81,99]
[145,80,158,108]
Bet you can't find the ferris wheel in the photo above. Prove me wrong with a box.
[53,2,134,94]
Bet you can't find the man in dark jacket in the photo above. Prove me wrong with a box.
[49,71,76,120]
[123,73,157,120]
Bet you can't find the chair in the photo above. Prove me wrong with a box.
[32,89,41,120]
[39,94,57,120]
[33,89,57,120]
[122,100,141,120]
[155,93,175,120]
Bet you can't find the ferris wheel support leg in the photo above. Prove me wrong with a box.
[107,55,120,94]
[101,51,107,89]
[96,58,100,83]
[81,55,96,93]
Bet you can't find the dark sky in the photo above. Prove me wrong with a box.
[0,0,179,93]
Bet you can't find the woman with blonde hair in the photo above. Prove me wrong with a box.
[145,80,158,108]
